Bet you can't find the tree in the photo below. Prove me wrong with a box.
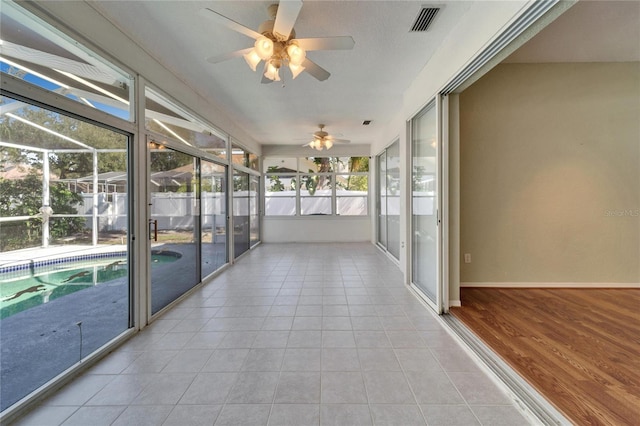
[0,106,126,251]
[304,174,320,196]
[266,166,285,192]
[349,156,369,173]
[48,183,86,241]
[303,157,332,196]
[345,157,369,191]
[0,107,128,178]
[0,174,42,248]
[0,172,84,251]
[150,147,192,173]
[233,174,248,192]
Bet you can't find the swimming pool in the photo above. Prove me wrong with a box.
[0,251,180,319]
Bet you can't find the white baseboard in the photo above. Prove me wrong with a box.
[449,300,462,307]
[461,281,640,289]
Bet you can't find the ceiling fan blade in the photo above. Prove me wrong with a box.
[328,138,351,144]
[301,58,330,81]
[295,36,355,51]
[261,74,274,84]
[273,0,303,40]
[199,8,262,40]
[206,48,253,64]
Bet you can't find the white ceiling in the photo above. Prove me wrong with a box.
[89,1,473,146]
[84,1,639,148]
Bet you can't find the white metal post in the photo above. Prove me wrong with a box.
[42,151,51,248]
[92,150,99,246]
[135,76,150,329]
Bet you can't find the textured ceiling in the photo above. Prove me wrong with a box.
[87,1,639,148]
[89,1,473,146]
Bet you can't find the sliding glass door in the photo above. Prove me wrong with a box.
[376,141,400,261]
[411,100,441,309]
[149,143,199,314]
[0,101,131,410]
[249,175,260,248]
[377,151,388,248]
[201,160,227,278]
[232,169,260,257]
[387,141,401,260]
[233,170,250,257]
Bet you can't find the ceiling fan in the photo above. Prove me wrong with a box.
[200,1,355,83]
[303,124,350,150]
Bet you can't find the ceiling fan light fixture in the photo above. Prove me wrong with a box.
[243,49,261,71]
[264,60,281,81]
[302,125,349,150]
[255,36,274,60]
[286,43,306,66]
[203,2,356,83]
[289,63,305,79]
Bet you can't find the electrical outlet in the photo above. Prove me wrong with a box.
[464,253,471,264]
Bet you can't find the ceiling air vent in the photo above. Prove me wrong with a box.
[410,7,440,32]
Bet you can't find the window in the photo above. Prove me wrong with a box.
[264,156,369,216]
[1,1,134,121]
[301,174,332,215]
[264,158,296,216]
[335,157,369,216]
[336,174,368,216]
[231,143,259,170]
[265,178,296,216]
[145,87,227,160]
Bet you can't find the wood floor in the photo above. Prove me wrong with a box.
[450,288,640,426]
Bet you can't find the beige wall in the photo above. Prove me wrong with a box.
[459,62,640,284]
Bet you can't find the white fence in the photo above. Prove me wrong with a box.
[79,192,227,232]
[265,190,369,216]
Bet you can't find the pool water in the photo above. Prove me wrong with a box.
[0,252,179,319]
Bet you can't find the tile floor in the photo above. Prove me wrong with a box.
[13,243,531,426]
